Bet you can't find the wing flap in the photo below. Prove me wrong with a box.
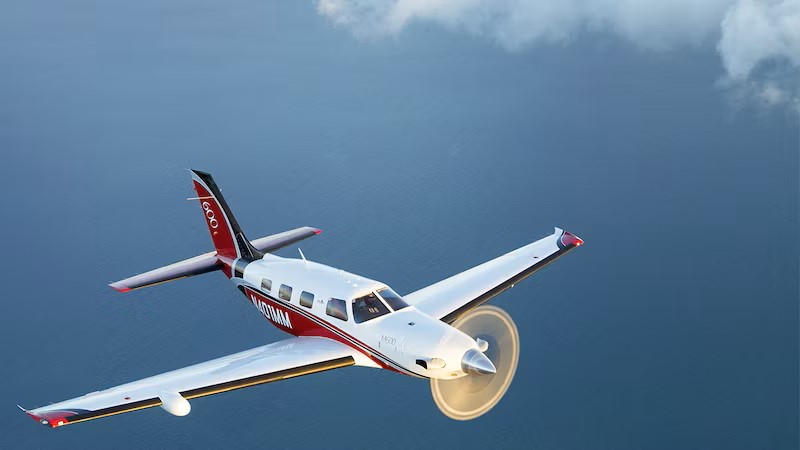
[109,227,322,292]
[23,336,355,428]
[406,228,583,323]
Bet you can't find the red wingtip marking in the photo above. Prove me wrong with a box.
[22,409,68,428]
[561,231,584,247]
[314,229,322,235]
[112,286,131,293]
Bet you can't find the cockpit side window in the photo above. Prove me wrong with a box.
[326,298,348,321]
[352,292,390,324]
[377,287,409,311]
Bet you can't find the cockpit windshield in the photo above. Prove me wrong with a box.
[377,287,409,311]
[352,292,390,324]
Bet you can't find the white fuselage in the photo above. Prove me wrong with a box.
[232,254,479,379]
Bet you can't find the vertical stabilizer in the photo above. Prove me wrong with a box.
[190,170,263,276]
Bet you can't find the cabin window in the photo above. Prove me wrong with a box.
[261,278,272,293]
[279,284,292,301]
[377,287,409,311]
[352,292,390,323]
[326,298,348,321]
[300,291,314,308]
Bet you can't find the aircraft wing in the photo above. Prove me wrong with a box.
[404,228,583,323]
[109,226,321,292]
[21,336,357,428]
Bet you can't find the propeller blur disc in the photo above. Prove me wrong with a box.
[431,305,520,420]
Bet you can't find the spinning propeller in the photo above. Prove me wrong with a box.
[431,305,520,420]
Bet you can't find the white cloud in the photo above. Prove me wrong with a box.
[317,0,736,49]
[317,0,800,112]
[718,0,800,110]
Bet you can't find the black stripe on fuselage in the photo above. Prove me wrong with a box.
[241,285,423,378]
[441,243,580,324]
[59,357,355,427]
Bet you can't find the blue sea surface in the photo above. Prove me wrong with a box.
[0,2,797,449]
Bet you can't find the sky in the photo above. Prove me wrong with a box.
[0,1,797,449]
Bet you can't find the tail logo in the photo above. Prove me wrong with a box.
[202,201,219,229]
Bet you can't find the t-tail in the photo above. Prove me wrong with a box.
[190,169,263,277]
[108,170,322,292]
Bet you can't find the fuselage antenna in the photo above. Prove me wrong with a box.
[298,248,308,268]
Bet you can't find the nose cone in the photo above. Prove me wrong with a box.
[461,349,497,375]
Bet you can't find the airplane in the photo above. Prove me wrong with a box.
[20,169,583,427]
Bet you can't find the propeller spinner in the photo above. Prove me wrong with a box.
[431,305,520,420]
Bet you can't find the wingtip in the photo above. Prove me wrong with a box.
[313,229,322,235]
[559,230,584,248]
[109,283,131,293]
[17,404,37,423]
[19,407,74,428]
[18,405,45,426]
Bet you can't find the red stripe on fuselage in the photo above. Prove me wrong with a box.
[241,287,409,376]
[245,289,327,337]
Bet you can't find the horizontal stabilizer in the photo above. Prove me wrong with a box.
[110,227,321,292]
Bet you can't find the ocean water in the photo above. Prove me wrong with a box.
[0,2,797,449]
